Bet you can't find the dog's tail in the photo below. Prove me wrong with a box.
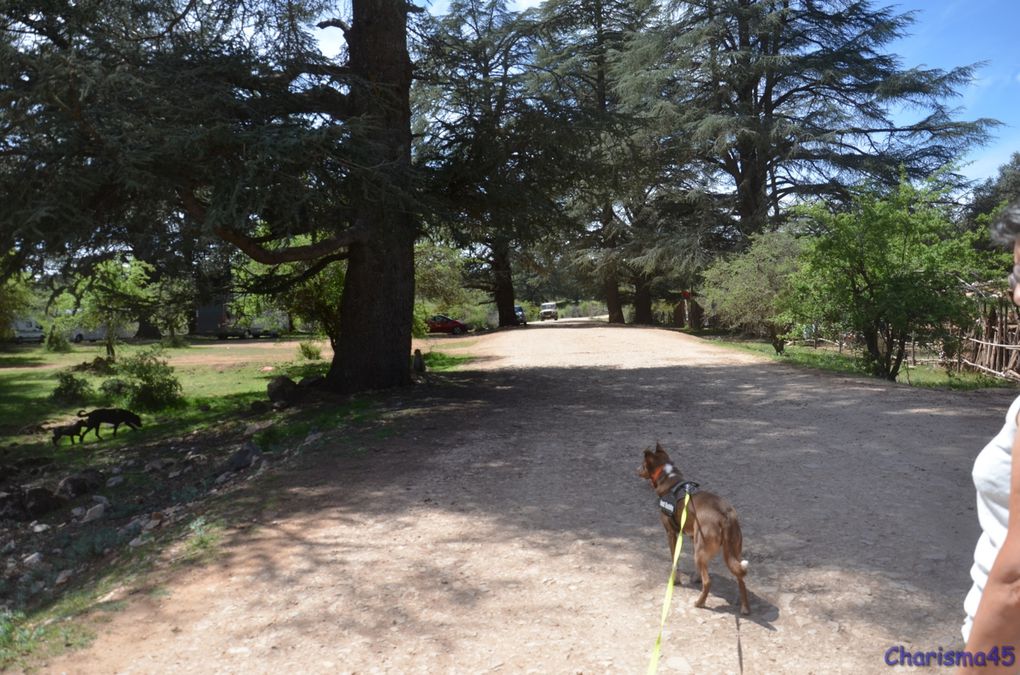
[722,512,749,578]
[77,409,89,418]
[740,559,749,571]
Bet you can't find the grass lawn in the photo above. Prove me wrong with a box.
[701,336,1017,391]
[0,337,477,456]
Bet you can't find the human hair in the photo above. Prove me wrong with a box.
[991,200,1020,245]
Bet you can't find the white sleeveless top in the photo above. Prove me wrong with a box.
[962,394,1018,641]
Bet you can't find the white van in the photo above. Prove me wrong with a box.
[11,319,45,343]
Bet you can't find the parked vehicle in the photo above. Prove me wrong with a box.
[427,314,469,335]
[514,305,527,325]
[68,324,136,343]
[9,319,45,343]
[194,302,282,339]
[539,302,559,321]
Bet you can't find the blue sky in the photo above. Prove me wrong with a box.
[410,0,1019,183]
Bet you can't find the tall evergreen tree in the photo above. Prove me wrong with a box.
[415,0,579,326]
[1,0,419,393]
[623,0,997,235]
[532,0,656,322]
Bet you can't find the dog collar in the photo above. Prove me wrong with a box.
[650,463,679,488]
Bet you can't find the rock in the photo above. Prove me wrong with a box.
[184,451,208,465]
[0,463,18,482]
[298,375,325,389]
[302,431,324,446]
[23,552,42,566]
[144,458,175,473]
[128,535,147,548]
[0,489,27,521]
[55,569,73,585]
[168,465,193,479]
[106,476,125,488]
[2,540,14,554]
[215,472,234,485]
[81,503,105,523]
[272,400,290,411]
[222,441,262,474]
[92,495,109,506]
[32,523,50,533]
[266,376,301,404]
[259,366,275,373]
[56,469,106,499]
[23,487,66,518]
[249,400,271,415]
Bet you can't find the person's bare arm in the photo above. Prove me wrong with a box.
[959,425,1020,674]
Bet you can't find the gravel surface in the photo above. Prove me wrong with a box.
[42,320,1016,674]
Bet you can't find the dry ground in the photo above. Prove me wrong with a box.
[40,320,1016,674]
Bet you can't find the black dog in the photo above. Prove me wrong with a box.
[77,408,142,441]
[52,420,87,446]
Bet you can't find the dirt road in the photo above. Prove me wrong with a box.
[44,321,1016,674]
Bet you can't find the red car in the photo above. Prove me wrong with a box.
[427,314,468,335]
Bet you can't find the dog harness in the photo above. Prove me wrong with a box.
[657,480,699,518]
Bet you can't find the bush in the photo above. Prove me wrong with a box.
[119,348,183,410]
[99,378,131,399]
[159,334,190,348]
[45,328,71,353]
[297,340,322,360]
[50,371,93,404]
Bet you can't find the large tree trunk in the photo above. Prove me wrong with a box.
[491,240,519,327]
[605,274,625,324]
[632,276,654,324]
[325,1,416,394]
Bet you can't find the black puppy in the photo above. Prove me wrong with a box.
[52,420,87,446]
[77,408,142,441]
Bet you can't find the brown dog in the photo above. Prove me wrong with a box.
[638,442,750,615]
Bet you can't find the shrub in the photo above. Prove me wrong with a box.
[99,378,131,399]
[50,372,93,404]
[45,328,71,353]
[297,340,322,360]
[119,348,183,409]
[159,334,190,348]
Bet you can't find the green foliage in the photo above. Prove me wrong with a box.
[79,258,154,360]
[297,341,322,360]
[0,275,32,339]
[422,351,474,372]
[45,328,72,353]
[702,231,804,353]
[99,378,131,399]
[0,610,42,668]
[793,180,988,380]
[118,348,183,410]
[50,372,93,404]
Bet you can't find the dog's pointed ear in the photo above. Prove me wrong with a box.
[654,441,669,458]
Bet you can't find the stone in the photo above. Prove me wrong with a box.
[23,487,66,518]
[56,469,105,499]
[298,375,325,389]
[144,458,175,473]
[23,552,42,566]
[81,503,105,523]
[92,495,109,506]
[249,400,271,415]
[215,472,234,485]
[266,375,301,404]
[55,569,73,585]
[0,489,27,521]
[32,523,50,533]
[128,535,147,548]
[222,441,262,474]
[168,465,193,479]
[106,476,125,488]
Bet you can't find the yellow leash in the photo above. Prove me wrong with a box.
[646,491,691,675]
